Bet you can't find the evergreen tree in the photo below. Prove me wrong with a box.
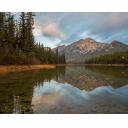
[15,20,20,49]
[25,12,35,53]
[0,12,5,47]
[85,51,128,64]
[19,12,26,51]
[7,13,15,51]
[0,12,66,65]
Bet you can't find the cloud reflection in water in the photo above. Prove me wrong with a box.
[32,80,128,113]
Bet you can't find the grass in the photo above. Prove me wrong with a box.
[0,65,56,74]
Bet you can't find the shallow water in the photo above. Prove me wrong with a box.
[0,66,128,113]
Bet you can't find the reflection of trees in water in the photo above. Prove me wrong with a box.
[85,66,128,87]
[0,66,127,113]
[1,66,127,113]
[85,66,128,78]
[0,67,65,113]
[58,66,128,90]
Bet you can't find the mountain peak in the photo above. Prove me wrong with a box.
[111,40,125,46]
[84,37,96,42]
[73,38,97,46]
[53,38,128,63]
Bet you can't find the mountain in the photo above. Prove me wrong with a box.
[54,38,128,63]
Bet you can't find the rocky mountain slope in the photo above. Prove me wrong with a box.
[54,38,128,63]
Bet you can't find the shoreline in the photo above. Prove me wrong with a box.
[0,64,128,74]
[0,65,56,74]
[57,64,128,67]
[84,64,128,67]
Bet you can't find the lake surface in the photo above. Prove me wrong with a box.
[0,66,128,114]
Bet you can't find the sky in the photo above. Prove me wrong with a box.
[28,12,128,48]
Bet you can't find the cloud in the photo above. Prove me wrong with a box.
[103,13,128,29]
[33,12,128,47]
[41,22,65,39]
[90,13,128,34]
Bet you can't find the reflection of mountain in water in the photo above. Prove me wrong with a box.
[0,68,65,113]
[0,66,128,113]
[32,80,128,113]
[57,66,128,90]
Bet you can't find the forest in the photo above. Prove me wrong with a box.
[85,51,128,64]
[0,12,66,65]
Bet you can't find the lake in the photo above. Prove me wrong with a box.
[0,65,128,114]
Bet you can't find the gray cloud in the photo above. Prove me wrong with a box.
[34,12,128,47]
[41,22,64,39]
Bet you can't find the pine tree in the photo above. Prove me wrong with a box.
[15,20,20,49]
[85,51,128,64]
[25,12,35,53]
[19,12,26,51]
[0,12,5,47]
[7,13,16,51]
[0,12,66,65]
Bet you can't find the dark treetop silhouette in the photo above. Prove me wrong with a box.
[0,12,66,65]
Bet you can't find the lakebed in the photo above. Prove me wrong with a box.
[0,65,128,113]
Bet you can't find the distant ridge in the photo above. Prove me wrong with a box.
[54,38,128,63]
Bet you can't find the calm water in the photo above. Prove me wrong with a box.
[0,66,128,114]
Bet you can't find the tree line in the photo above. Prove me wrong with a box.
[0,12,66,65]
[85,51,128,64]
